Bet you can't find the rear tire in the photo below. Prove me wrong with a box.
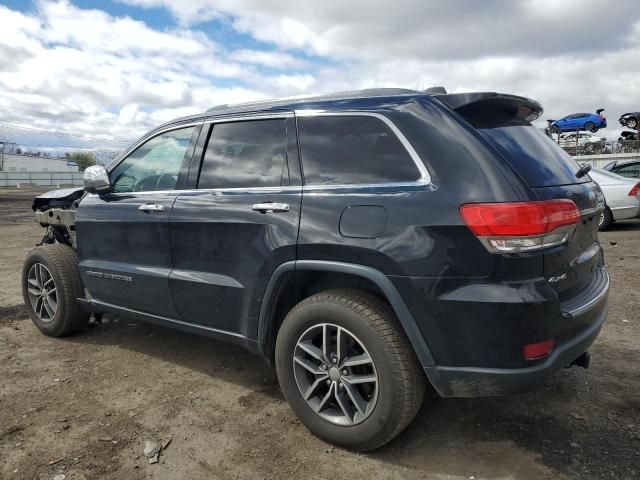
[22,244,89,337]
[275,289,425,451]
[628,117,638,130]
[584,121,597,133]
[598,207,613,231]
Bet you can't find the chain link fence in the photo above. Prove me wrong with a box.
[559,140,640,157]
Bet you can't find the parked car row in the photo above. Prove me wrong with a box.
[555,131,640,156]
[545,110,639,147]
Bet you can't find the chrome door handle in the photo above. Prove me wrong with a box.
[252,202,290,213]
[138,203,165,212]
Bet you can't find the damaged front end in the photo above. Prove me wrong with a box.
[32,187,84,248]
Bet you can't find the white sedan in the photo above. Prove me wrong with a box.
[588,167,640,230]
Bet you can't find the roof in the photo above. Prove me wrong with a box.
[152,87,542,134]
[204,88,424,115]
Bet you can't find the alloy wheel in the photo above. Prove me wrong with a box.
[26,263,58,322]
[293,323,379,426]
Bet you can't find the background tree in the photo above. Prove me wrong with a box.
[65,151,96,171]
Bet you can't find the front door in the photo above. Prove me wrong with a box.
[76,124,200,317]
[169,115,301,337]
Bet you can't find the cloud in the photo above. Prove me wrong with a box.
[119,0,640,138]
[0,1,312,150]
[229,49,305,69]
[121,0,640,59]
[1,0,640,153]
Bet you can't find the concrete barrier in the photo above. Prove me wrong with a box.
[0,171,84,187]
[572,152,640,168]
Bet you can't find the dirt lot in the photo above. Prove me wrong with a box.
[1,187,638,480]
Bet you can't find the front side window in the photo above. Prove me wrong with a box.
[198,119,288,189]
[110,126,195,193]
[298,115,420,186]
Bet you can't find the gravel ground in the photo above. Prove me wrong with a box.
[1,187,638,480]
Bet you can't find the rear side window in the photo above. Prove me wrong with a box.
[199,119,288,189]
[298,115,420,185]
[613,163,640,178]
[479,126,588,187]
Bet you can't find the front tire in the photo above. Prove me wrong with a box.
[22,244,89,337]
[275,289,425,451]
[627,117,638,130]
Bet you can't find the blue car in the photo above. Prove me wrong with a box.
[550,110,607,133]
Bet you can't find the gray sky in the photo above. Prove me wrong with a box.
[1,0,639,151]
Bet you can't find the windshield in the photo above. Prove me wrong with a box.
[479,126,590,187]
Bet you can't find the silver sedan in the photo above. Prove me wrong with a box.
[588,167,640,230]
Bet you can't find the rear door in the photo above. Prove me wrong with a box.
[76,124,201,317]
[168,114,301,337]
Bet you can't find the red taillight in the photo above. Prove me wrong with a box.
[523,339,555,361]
[629,183,640,196]
[459,200,580,236]
[598,115,605,121]
[459,200,580,253]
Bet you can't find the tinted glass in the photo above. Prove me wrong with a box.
[479,126,588,187]
[299,116,419,185]
[614,164,640,178]
[199,119,287,189]
[110,126,195,193]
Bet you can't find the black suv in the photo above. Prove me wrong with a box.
[23,88,609,451]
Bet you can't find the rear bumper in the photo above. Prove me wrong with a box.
[423,269,609,398]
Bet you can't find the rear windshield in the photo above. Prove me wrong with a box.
[479,126,589,187]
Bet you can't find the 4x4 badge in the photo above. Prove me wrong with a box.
[548,273,567,283]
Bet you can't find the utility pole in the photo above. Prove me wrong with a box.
[0,123,11,171]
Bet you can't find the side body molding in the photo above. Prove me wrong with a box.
[256,260,436,368]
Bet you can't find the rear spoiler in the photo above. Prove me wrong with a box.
[432,92,543,128]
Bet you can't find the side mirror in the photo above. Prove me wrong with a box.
[83,165,111,194]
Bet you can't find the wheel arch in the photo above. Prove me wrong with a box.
[256,260,436,370]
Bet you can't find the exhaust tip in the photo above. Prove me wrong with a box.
[569,351,591,369]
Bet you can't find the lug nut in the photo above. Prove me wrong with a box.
[332,358,337,364]
[339,383,344,388]
[342,369,348,376]
[326,379,331,385]
[320,364,327,370]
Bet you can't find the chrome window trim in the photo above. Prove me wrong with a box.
[107,122,203,173]
[107,112,294,174]
[204,112,294,124]
[99,185,303,196]
[294,110,432,186]
[88,181,430,197]
[105,109,432,196]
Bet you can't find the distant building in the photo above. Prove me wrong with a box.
[0,153,79,172]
